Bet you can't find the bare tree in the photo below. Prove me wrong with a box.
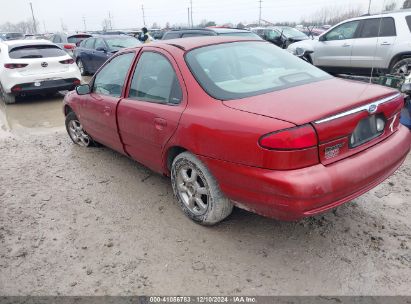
[385,1,397,11]
[0,19,39,34]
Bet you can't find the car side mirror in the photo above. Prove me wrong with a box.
[96,47,107,53]
[76,84,91,95]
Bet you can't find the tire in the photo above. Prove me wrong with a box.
[65,111,95,147]
[171,152,233,225]
[76,58,87,76]
[0,82,16,104]
[390,58,411,76]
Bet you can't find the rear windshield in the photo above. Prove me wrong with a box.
[67,35,92,44]
[185,41,331,100]
[105,37,141,50]
[9,45,67,59]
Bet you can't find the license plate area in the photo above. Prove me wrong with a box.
[349,114,385,148]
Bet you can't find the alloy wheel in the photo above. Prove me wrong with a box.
[176,165,210,216]
[68,119,90,146]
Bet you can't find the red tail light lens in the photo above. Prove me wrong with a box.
[259,124,318,150]
[64,44,75,50]
[73,79,81,85]
[59,59,75,64]
[4,63,28,69]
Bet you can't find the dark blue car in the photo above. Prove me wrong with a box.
[74,35,141,75]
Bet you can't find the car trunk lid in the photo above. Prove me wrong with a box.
[223,78,404,165]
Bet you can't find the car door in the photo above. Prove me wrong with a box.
[92,38,111,72]
[117,48,187,173]
[314,20,360,69]
[350,17,397,69]
[78,52,136,153]
[80,38,95,73]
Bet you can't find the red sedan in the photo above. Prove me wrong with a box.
[63,37,411,225]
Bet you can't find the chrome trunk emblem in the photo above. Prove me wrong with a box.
[41,62,48,68]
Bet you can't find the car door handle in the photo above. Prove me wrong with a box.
[103,105,112,116]
[381,42,391,45]
[342,43,351,47]
[154,118,167,131]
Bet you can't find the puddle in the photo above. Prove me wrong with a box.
[0,76,91,137]
[0,93,66,136]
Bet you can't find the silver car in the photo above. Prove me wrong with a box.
[288,10,411,76]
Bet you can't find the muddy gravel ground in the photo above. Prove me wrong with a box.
[0,92,410,296]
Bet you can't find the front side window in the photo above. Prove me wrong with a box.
[128,52,182,104]
[325,21,360,41]
[104,37,141,51]
[266,29,281,40]
[185,41,331,100]
[93,52,135,97]
[94,38,106,50]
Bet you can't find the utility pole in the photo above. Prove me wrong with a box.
[141,5,146,26]
[43,20,47,33]
[368,0,372,14]
[108,11,113,30]
[83,16,87,32]
[258,0,262,26]
[191,0,194,27]
[29,2,37,33]
[187,7,190,28]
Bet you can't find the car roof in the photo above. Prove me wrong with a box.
[150,36,263,52]
[93,34,133,39]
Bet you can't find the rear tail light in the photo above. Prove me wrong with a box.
[11,85,22,92]
[59,59,75,64]
[64,44,75,50]
[259,124,318,150]
[73,79,81,85]
[4,63,28,69]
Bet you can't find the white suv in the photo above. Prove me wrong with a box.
[288,10,411,76]
[0,40,81,104]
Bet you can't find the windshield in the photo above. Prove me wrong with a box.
[8,45,67,58]
[277,27,308,38]
[219,32,261,38]
[105,37,141,50]
[186,41,331,100]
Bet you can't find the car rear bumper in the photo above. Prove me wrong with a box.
[199,125,411,221]
[10,78,80,95]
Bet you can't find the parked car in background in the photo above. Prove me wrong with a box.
[25,34,49,40]
[74,35,141,75]
[149,29,165,40]
[101,31,127,36]
[0,32,24,41]
[251,26,309,48]
[162,28,261,40]
[288,10,411,75]
[63,36,410,225]
[50,32,92,56]
[0,40,81,104]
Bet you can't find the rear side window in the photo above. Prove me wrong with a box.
[128,52,182,104]
[359,18,396,38]
[84,38,95,49]
[406,16,411,32]
[162,32,181,40]
[8,45,67,58]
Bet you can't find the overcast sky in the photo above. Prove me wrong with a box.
[0,0,401,32]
